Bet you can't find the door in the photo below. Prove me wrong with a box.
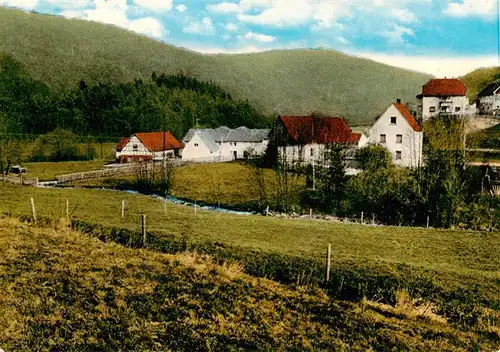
[233,151,237,159]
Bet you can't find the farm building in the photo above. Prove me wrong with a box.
[416,78,474,121]
[358,100,423,167]
[182,126,269,162]
[477,79,500,116]
[115,131,184,163]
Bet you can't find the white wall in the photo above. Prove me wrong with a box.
[366,105,423,167]
[181,134,220,160]
[421,96,470,121]
[116,136,152,159]
[220,140,269,159]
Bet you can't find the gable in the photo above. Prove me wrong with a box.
[373,104,421,132]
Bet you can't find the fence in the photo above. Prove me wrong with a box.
[0,175,39,186]
[56,165,138,183]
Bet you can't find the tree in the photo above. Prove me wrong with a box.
[317,143,348,213]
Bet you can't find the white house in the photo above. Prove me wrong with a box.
[182,126,269,161]
[116,131,184,163]
[358,100,423,168]
[416,78,473,121]
[478,79,500,115]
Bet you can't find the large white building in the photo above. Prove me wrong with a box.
[416,78,473,121]
[358,100,423,168]
[115,131,184,163]
[181,126,269,161]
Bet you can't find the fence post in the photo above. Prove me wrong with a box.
[142,214,147,246]
[121,200,125,221]
[426,215,430,228]
[35,177,39,187]
[325,243,331,285]
[309,208,313,219]
[164,197,167,215]
[194,201,197,215]
[265,205,269,216]
[360,211,364,224]
[372,214,375,225]
[30,197,37,225]
[66,200,69,223]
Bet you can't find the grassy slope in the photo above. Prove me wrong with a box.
[461,66,500,101]
[0,182,498,305]
[24,160,106,181]
[1,216,497,351]
[0,7,431,125]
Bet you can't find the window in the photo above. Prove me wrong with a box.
[390,116,397,124]
[441,106,447,112]
[233,142,237,146]
[194,143,199,147]
[395,151,402,160]
[429,106,435,113]
[380,134,386,143]
[396,134,402,143]
[132,144,138,151]
[455,107,461,112]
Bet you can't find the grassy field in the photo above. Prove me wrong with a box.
[0,182,498,306]
[0,7,431,125]
[23,160,107,181]
[1,216,497,350]
[71,162,304,209]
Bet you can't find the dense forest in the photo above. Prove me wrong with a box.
[0,54,271,139]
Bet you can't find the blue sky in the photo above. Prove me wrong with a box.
[1,0,499,76]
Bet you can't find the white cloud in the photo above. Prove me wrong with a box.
[0,0,38,10]
[129,17,166,39]
[337,36,350,45]
[225,22,239,32]
[58,0,167,40]
[132,0,172,12]
[237,0,314,27]
[240,30,276,42]
[352,51,498,77]
[175,4,187,12]
[390,8,418,23]
[444,0,495,18]
[183,17,215,35]
[206,2,240,14]
[380,24,415,44]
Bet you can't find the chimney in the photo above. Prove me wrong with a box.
[396,98,401,104]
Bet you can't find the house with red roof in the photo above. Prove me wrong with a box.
[115,131,184,163]
[267,115,362,173]
[416,78,474,121]
[358,99,423,168]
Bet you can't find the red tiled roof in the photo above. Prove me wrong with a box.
[422,78,467,97]
[279,116,359,144]
[117,137,130,152]
[134,131,184,151]
[393,103,422,132]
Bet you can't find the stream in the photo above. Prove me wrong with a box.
[39,181,259,216]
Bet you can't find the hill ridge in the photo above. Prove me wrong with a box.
[0,6,432,124]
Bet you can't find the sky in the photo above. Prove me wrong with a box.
[1,0,499,77]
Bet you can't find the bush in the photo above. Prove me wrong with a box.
[28,128,95,162]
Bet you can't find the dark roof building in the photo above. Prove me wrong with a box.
[278,116,360,145]
[478,79,500,98]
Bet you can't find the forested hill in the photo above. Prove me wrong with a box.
[0,6,432,125]
[0,54,269,138]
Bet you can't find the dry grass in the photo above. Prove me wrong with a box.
[0,216,498,351]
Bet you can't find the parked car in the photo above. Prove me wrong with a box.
[10,165,27,174]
